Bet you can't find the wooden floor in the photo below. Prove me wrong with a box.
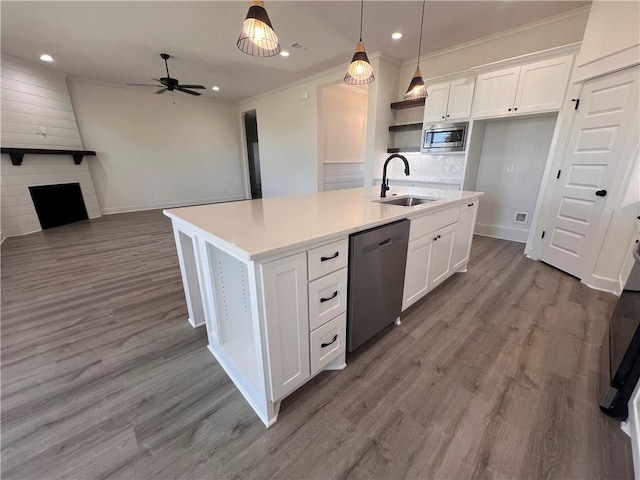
[1,210,633,479]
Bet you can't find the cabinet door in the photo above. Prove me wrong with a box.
[446,77,475,120]
[471,66,521,118]
[451,201,478,271]
[260,252,310,402]
[402,235,433,310]
[424,83,451,123]
[428,223,457,290]
[514,55,573,114]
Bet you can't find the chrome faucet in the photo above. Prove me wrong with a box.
[380,154,410,198]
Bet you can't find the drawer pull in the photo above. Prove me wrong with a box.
[320,291,338,303]
[467,203,474,207]
[321,334,338,348]
[320,252,339,261]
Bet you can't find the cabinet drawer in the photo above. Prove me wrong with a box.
[410,205,460,241]
[310,313,346,375]
[307,239,348,281]
[308,267,348,331]
[462,199,479,210]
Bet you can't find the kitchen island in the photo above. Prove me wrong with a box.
[164,186,482,426]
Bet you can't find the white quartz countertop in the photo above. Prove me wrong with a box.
[164,187,483,261]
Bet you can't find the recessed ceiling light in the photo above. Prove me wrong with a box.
[212,86,220,91]
[40,54,54,62]
[280,50,290,57]
[391,32,403,40]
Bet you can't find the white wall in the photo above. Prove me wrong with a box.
[396,8,589,100]
[473,115,557,243]
[575,0,640,81]
[319,84,367,164]
[68,79,246,214]
[0,54,101,238]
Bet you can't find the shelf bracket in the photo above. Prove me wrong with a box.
[9,153,24,166]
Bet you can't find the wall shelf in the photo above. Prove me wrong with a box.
[1,148,97,166]
[389,123,423,133]
[387,147,421,154]
[390,98,426,110]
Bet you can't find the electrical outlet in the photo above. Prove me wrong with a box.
[507,165,514,174]
[40,127,47,136]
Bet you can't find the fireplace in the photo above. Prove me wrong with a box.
[28,183,89,229]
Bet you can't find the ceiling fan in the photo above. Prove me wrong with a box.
[127,53,206,96]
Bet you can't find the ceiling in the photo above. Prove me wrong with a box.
[1,1,590,102]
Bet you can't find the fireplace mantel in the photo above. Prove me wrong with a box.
[1,148,97,166]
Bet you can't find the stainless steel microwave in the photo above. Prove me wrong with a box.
[422,122,468,153]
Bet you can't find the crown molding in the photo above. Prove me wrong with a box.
[400,5,591,68]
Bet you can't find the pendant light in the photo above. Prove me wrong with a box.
[344,0,374,85]
[237,0,281,57]
[404,0,427,100]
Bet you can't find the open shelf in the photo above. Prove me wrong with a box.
[390,98,426,110]
[389,123,423,133]
[1,147,97,166]
[387,147,421,154]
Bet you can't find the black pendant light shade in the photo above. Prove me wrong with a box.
[344,0,374,85]
[404,0,427,100]
[405,67,426,100]
[345,41,375,85]
[237,0,281,57]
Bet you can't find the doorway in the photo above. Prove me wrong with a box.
[243,110,262,199]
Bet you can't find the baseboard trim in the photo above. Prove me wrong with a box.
[474,223,529,243]
[582,274,622,297]
[100,195,248,215]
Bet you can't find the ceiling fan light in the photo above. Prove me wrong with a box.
[237,0,281,57]
[404,67,427,100]
[344,41,374,85]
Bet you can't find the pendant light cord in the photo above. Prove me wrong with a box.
[416,0,425,68]
[359,0,364,41]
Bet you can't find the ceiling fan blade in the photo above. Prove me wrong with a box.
[176,87,201,96]
[179,85,206,89]
[127,83,162,87]
[155,88,168,94]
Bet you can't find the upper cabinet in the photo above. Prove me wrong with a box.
[424,76,475,123]
[471,55,573,119]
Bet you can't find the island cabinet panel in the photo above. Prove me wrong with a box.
[428,222,457,290]
[403,234,434,310]
[451,201,478,271]
[260,252,311,402]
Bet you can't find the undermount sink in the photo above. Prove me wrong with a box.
[378,196,437,207]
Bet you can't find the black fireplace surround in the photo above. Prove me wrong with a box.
[28,183,89,229]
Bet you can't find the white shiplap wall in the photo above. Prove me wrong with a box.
[322,162,365,191]
[1,54,101,239]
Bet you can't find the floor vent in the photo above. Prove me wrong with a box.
[514,212,528,224]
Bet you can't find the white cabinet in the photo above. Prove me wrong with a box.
[423,77,475,123]
[428,223,457,289]
[451,201,478,271]
[472,55,573,118]
[402,234,434,310]
[260,252,310,402]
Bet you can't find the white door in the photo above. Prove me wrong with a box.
[428,223,457,290]
[447,77,475,120]
[539,67,640,278]
[260,252,311,402]
[472,66,521,118]
[402,235,433,310]
[514,55,573,114]
[424,82,451,123]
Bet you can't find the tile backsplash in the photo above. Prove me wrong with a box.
[375,153,465,183]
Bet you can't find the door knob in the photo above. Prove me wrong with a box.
[595,189,608,197]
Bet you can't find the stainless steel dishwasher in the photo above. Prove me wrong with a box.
[347,219,410,352]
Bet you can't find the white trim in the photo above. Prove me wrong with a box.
[627,380,640,479]
[101,194,248,215]
[574,45,640,83]
[474,223,529,243]
[400,6,590,68]
[581,275,622,296]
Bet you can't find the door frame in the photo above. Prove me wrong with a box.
[526,64,640,287]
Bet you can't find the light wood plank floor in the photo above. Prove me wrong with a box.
[1,210,633,479]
